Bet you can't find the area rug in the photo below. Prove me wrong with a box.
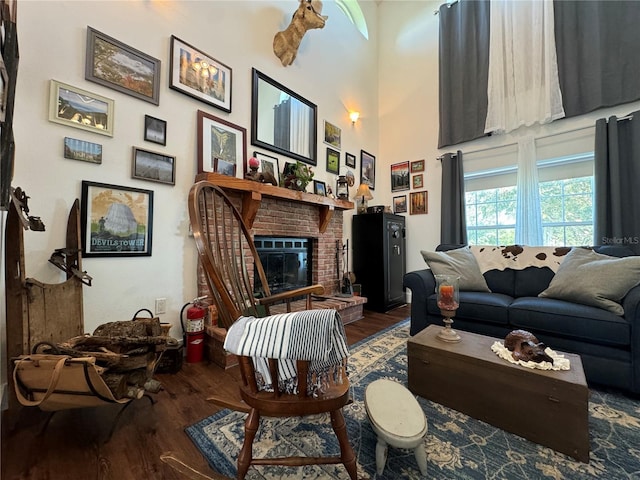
[186,321,640,479]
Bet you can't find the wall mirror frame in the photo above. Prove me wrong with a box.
[251,68,318,166]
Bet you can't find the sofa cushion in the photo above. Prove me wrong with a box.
[539,248,640,315]
[421,246,491,292]
[514,266,555,297]
[509,297,630,347]
[428,291,512,325]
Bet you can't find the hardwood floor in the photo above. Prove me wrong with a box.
[2,305,409,480]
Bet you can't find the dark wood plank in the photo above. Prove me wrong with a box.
[2,305,409,480]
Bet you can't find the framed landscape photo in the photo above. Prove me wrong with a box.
[81,181,153,257]
[197,109,246,175]
[360,149,376,190]
[410,191,428,215]
[323,120,341,150]
[169,35,232,113]
[253,151,280,186]
[393,195,407,214]
[64,137,102,164]
[391,161,410,192]
[326,147,340,174]
[49,80,114,136]
[85,27,161,105]
[413,174,424,189]
[411,159,425,173]
[144,115,166,146]
[313,179,327,196]
[345,152,356,169]
[132,147,175,185]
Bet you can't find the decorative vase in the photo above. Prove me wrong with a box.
[434,274,461,342]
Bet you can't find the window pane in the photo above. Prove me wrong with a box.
[543,226,566,245]
[476,229,498,245]
[566,225,593,246]
[476,190,497,204]
[476,203,497,226]
[540,196,563,222]
[497,228,515,245]
[564,194,593,222]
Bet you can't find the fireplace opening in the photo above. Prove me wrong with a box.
[254,236,312,297]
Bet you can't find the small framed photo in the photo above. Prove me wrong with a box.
[85,27,161,105]
[326,147,340,175]
[252,151,280,186]
[144,115,166,146]
[345,152,356,169]
[391,161,410,192]
[410,191,428,215]
[132,147,176,185]
[81,181,153,257]
[393,195,407,214]
[361,149,376,190]
[413,174,424,189]
[411,159,425,173]
[49,80,114,136]
[324,120,341,150]
[64,137,102,164]
[197,109,246,175]
[170,35,232,113]
[313,179,327,196]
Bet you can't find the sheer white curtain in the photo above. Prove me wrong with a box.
[289,97,310,158]
[484,0,565,134]
[515,135,543,245]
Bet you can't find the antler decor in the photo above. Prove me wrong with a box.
[273,0,327,66]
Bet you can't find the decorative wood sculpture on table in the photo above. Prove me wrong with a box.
[273,0,327,66]
[504,329,554,364]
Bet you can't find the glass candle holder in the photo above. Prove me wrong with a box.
[434,274,461,342]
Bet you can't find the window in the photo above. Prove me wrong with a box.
[465,154,594,246]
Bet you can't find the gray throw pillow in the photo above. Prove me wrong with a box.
[420,246,491,292]
[539,247,640,315]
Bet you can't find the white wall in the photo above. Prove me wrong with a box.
[10,0,379,336]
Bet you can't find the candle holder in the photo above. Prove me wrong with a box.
[434,274,461,343]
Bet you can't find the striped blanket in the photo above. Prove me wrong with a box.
[224,309,349,394]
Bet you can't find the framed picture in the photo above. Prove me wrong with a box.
[132,147,176,185]
[169,35,232,113]
[326,147,340,175]
[80,181,153,257]
[411,159,425,173]
[393,195,407,214]
[253,151,280,186]
[144,115,166,146]
[410,191,428,215]
[391,161,410,192]
[197,109,246,175]
[85,27,161,105]
[323,120,341,150]
[360,149,376,190]
[49,80,114,137]
[413,174,424,189]
[63,137,102,164]
[345,152,356,169]
[313,180,327,196]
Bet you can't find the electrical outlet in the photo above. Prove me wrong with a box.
[155,298,167,315]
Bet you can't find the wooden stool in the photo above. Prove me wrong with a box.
[364,379,428,476]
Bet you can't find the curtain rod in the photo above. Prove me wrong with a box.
[434,0,459,15]
[437,121,601,160]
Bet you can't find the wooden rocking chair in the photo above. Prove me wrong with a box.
[187,181,357,479]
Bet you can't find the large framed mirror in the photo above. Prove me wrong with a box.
[251,68,317,166]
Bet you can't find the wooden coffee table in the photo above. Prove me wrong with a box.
[407,325,589,462]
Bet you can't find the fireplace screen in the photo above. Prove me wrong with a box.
[254,236,312,297]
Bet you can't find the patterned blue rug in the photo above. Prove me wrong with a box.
[186,321,640,479]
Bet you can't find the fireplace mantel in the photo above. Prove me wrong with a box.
[195,172,354,233]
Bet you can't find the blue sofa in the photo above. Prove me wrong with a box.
[403,245,640,394]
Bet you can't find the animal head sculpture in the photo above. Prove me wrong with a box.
[504,329,554,364]
[273,0,328,67]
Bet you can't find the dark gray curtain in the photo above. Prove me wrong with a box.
[555,1,640,118]
[438,0,490,149]
[594,111,640,254]
[441,151,467,245]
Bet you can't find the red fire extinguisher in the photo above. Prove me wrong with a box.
[180,296,208,363]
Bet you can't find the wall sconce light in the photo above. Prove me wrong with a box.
[349,111,360,124]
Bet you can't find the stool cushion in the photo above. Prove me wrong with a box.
[365,379,426,439]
